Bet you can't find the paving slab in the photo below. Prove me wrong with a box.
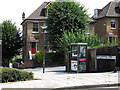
[0,66,119,89]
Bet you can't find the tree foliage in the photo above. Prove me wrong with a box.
[2,20,23,67]
[57,29,120,53]
[47,0,89,50]
[57,30,104,53]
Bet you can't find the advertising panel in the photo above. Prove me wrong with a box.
[71,60,77,71]
[79,46,87,72]
[79,62,86,71]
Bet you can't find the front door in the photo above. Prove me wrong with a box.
[31,42,36,54]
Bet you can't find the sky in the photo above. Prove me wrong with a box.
[0,0,114,30]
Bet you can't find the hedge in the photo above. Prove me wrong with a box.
[36,50,64,64]
[0,67,34,83]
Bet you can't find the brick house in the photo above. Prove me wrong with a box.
[89,1,120,43]
[21,2,51,67]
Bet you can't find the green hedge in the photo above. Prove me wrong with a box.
[45,52,64,62]
[36,50,64,64]
[0,67,34,83]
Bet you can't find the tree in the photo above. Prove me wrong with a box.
[47,0,88,50]
[2,20,23,67]
[57,30,104,53]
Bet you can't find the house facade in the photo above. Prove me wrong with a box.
[21,2,50,63]
[90,1,120,43]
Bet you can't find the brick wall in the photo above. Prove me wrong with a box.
[20,61,33,69]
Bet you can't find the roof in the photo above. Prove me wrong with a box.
[88,18,96,23]
[27,2,50,20]
[29,37,39,42]
[97,1,120,19]
[21,2,50,25]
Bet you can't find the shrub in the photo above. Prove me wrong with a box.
[47,52,64,62]
[36,51,64,64]
[45,52,55,61]
[36,50,43,63]
[10,55,22,63]
[0,67,34,83]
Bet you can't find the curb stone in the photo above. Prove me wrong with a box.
[52,83,120,90]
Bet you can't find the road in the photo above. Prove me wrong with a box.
[0,66,119,89]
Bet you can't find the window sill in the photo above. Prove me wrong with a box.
[111,28,116,30]
[32,32,39,34]
[41,32,49,34]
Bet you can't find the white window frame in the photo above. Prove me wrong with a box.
[32,22,39,33]
[111,20,116,30]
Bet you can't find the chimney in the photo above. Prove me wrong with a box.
[22,12,25,21]
[93,9,102,19]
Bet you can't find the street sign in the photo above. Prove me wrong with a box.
[97,55,116,60]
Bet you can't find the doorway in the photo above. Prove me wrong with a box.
[31,42,36,54]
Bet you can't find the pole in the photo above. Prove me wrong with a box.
[43,29,45,73]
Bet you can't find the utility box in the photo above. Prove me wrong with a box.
[69,43,87,73]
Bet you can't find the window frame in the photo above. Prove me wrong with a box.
[31,42,36,49]
[40,9,45,16]
[111,19,116,30]
[33,22,39,33]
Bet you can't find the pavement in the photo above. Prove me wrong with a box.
[0,66,119,89]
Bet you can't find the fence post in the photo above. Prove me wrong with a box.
[65,52,68,72]
[65,51,71,72]
[87,47,97,72]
